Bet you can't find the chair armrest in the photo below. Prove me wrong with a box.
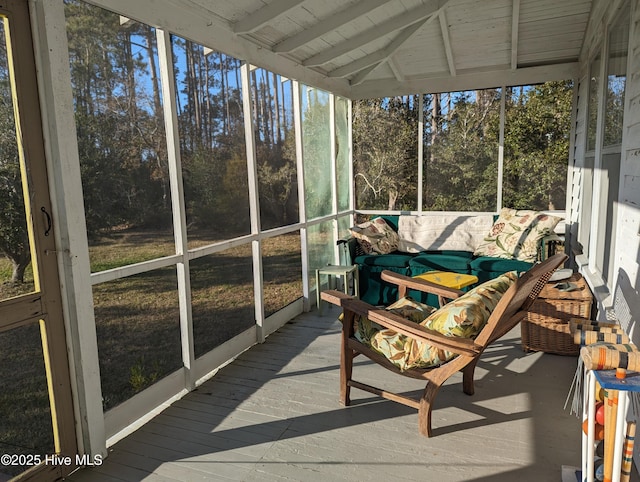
[321,290,481,356]
[380,270,464,300]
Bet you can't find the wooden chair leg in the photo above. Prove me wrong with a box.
[462,358,479,396]
[418,381,442,437]
[340,335,353,407]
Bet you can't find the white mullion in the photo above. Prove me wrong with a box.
[90,254,182,285]
[418,94,424,212]
[497,85,506,212]
[348,99,355,225]
[587,36,608,274]
[565,78,580,253]
[330,94,339,264]
[156,29,195,389]
[293,80,311,311]
[32,0,106,457]
[240,62,265,341]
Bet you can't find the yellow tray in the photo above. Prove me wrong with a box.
[413,271,478,290]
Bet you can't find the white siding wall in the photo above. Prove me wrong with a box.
[569,0,638,318]
[567,74,590,257]
[612,0,640,338]
[568,2,640,472]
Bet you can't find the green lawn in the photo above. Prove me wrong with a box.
[0,229,303,464]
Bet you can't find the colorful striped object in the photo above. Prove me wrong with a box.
[580,344,640,371]
[620,421,636,482]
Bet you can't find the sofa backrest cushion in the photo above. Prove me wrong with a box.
[350,217,400,254]
[397,214,495,253]
[473,208,562,262]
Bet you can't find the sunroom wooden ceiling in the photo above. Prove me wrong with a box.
[94,0,592,99]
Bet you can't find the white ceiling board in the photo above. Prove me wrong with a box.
[519,15,590,38]
[519,0,592,23]
[273,0,387,52]
[302,0,443,66]
[394,23,449,76]
[187,0,258,23]
[86,0,352,96]
[351,62,579,99]
[92,0,594,99]
[233,0,306,34]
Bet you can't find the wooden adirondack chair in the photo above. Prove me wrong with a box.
[321,252,568,437]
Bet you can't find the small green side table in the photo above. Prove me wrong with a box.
[316,265,359,315]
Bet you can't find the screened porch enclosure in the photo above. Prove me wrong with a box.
[41,0,578,448]
[2,0,639,480]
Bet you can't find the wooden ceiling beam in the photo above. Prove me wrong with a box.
[350,62,579,99]
[273,0,391,53]
[303,0,448,67]
[511,0,521,70]
[233,0,305,34]
[328,18,428,78]
[438,10,456,76]
[387,56,405,82]
[83,0,351,97]
[350,63,382,86]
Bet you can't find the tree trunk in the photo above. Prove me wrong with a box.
[124,31,137,140]
[144,27,168,206]
[186,41,202,144]
[272,72,281,144]
[220,52,229,137]
[430,93,440,164]
[10,253,30,284]
[387,189,398,211]
[251,70,261,139]
[144,28,162,125]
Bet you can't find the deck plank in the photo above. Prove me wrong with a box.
[69,311,588,482]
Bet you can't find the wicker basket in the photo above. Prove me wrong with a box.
[521,274,593,356]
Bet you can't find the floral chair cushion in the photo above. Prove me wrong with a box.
[357,272,518,371]
[355,296,436,345]
[349,217,400,255]
[473,208,562,262]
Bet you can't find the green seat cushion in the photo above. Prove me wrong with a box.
[357,265,412,306]
[470,256,533,282]
[409,251,473,273]
[355,253,415,268]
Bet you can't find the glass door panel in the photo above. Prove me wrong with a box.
[0,17,37,301]
[0,2,78,480]
[0,323,55,479]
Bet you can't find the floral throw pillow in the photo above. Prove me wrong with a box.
[360,272,518,371]
[349,217,399,255]
[355,296,436,346]
[473,208,561,262]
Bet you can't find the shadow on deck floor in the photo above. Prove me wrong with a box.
[67,308,621,481]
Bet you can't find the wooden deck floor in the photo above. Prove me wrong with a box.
[67,308,587,482]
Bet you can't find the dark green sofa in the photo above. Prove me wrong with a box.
[348,215,535,306]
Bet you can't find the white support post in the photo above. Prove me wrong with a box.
[348,99,355,226]
[565,77,580,253]
[293,80,311,311]
[330,94,339,264]
[156,29,195,389]
[584,370,596,482]
[30,0,106,457]
[418,94,424,212]
[240,62,265,341]
[497,85,506,212]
